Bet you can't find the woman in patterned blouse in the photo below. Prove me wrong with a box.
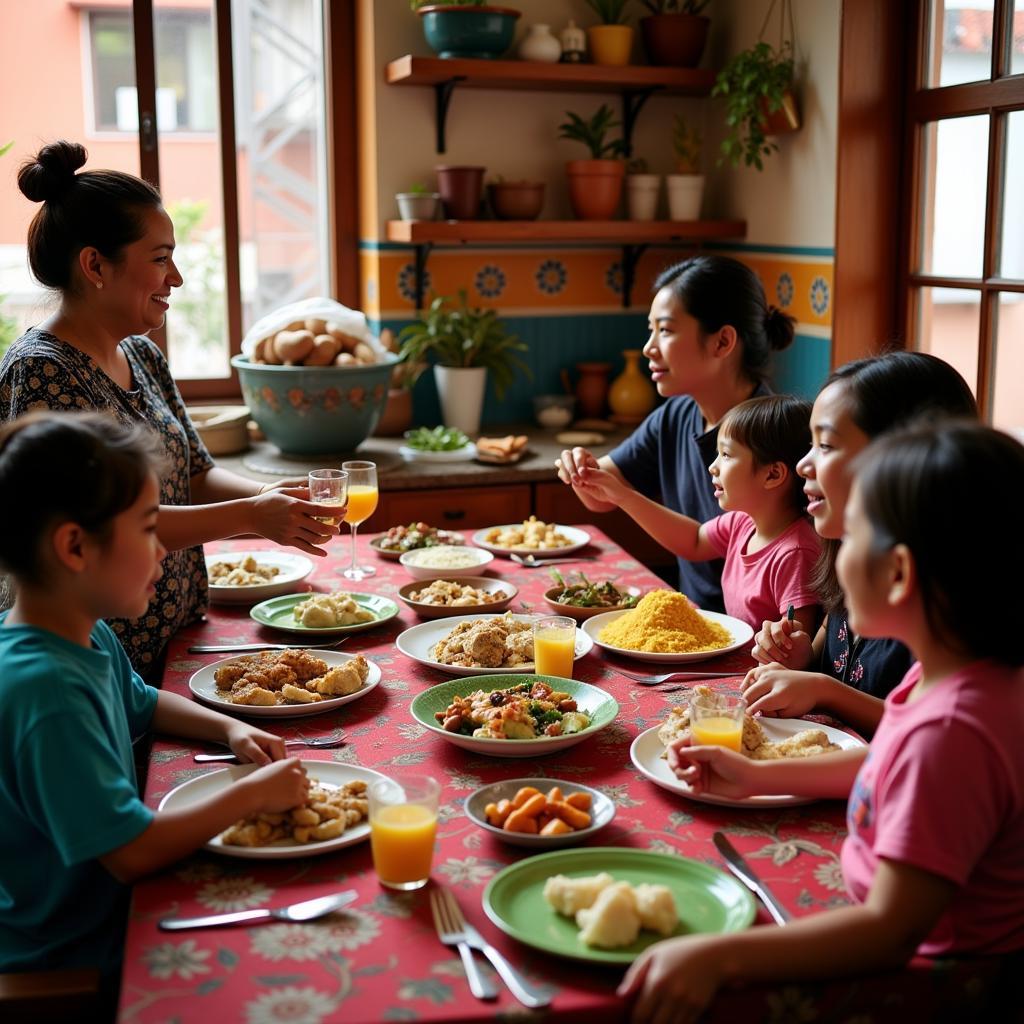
[0,141,337,674]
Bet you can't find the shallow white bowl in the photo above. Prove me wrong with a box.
[205,550,314,604]
[398,545,495,580]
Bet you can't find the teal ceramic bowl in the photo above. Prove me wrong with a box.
[419,6,520,59]
[232,354,398,456]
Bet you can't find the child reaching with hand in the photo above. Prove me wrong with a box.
[576,394,821,634]
[620,421,1024,1023]
[0,412,310,990]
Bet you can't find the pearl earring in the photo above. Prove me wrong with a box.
[96,281,103,289]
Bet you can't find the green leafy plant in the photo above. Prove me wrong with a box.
[672,114,702,173]
[712,41,795,170]
[167,199,225,356]
[396,290,531,400]
[408,182,431,194]
[640,0,711,13]
[558,104,626,160]
[584,0,631,25]
[404,425,470,451]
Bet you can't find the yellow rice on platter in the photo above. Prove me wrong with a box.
[597,590,732,654]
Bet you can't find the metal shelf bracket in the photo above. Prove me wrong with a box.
[621,87,661,158]
[412,242,434,311]
[621,243,649,308]
[433,77,465,153]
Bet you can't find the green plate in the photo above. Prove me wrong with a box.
[483,847,755,964]
[249,591,399,636]
[409,674,618,758]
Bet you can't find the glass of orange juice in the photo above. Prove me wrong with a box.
[689,694,746,752]
[368,773,440,891]
[308,469,348,532]
[339,460,379,581]
[533,615,577,679]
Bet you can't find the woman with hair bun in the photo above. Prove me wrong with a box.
[557,254,796,611]
[0,141,336,674]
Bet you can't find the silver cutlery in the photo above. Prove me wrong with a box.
[614,668,743,685]
[431,887,551,1008]
[430,888,499,1001]
[188,639,350,653]
[194,734,347,763]
[159,889,357,931]
[713,832,792,926]
[510,553,596,568]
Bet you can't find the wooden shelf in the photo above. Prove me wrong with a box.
[386,220,746,245]
[385,55,716,95]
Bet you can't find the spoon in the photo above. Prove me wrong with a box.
[194,734,347,763]
[510,553,596,568]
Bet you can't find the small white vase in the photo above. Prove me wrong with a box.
[626,173,661,221]
[666,174,705,220]
[434,365,487,435]
[518,23,562,62]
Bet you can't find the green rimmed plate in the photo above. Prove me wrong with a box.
[409,674,618,758]
[249,591,399,636]
[483,847,755,964]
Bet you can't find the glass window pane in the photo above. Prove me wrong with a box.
[992,293,1024,429]
[926,1,993,87]
[1001,111,1024,278]
[0,8,140,362]
[915,286,981,397]
[918,116,989,278]
[1011,1,1024,75]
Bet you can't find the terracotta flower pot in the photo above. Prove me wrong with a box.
[759,88,801,135]
[565,159,624,220]
[373,387,414,437]
[436,165,485,220]
[587,24,633,66]
[487,181,545,220]
[639,14,710,67]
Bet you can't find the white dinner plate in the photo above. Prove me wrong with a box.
[189,650,382,718]
[399,443,477,463]
[205,550,314,604]
[471,524,591,558]
[395,613,594,676]
[159,761,389,859]
[630,719,866,808]
[582,608,754,664]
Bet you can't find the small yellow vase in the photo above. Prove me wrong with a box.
[587,25,634,66]
[608,349,657,424]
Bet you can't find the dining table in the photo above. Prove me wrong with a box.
[116,527,1002,1023]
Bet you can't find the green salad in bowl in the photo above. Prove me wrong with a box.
[404,425,471,451]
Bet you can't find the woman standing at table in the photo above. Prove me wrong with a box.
[0,141,335,674]
[557,255,795,612]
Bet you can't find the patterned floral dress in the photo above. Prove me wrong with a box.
[0,328,212,673]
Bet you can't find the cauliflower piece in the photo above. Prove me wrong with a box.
[543,873,614,916]
[633,884,678,936]
[228,683,278,706]
[280,683,323,704]
[307,655,369,696]
[576,882,642,949]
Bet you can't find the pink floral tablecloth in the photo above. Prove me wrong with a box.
[117,529,1001,1023]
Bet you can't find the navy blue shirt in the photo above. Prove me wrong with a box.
[820,608,914,701]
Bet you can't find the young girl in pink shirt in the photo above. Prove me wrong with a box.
[620,421,1024,1023]
[576,394,821,633]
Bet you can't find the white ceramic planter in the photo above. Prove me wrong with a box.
[434,365,487,435]
[626,174,661,221]
[396,192,441,221]
[666,174,705,220]
[518,23,562,62]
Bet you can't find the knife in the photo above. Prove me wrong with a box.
[159,889,357,931]
[188,640,347,653]
[712,832,792,926]
[458,920,552,1008]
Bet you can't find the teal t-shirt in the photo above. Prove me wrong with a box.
[0,614,157,975]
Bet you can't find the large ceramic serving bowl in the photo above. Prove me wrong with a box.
[232,354,399,455]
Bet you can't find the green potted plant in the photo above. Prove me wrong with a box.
[666,114,704,219]
[712,40,799,170]
[638,0,712,67]
[396,182,441,222]
[410,1,521,60]
[396,290,531,434]
[558,104,626,220]
[584,0,633,66]
[625,157,660,221]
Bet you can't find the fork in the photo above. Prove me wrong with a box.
[194,734,347,763]
[188,638,350,653]
[510,553,596,568]
[613,668,744,685]
[430,888,498,1000]
[430,887,551,1008]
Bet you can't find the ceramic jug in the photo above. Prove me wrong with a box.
[519,24,562,62]
[608,349,656,424]
[574,362,612,419]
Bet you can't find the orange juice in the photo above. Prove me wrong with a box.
[534,629,576,677]
[370,803,437,886]
[344,485,379,525]
[690,716,743,751]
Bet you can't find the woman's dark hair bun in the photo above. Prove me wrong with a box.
[18,141,88,204]
[764,304,796,352]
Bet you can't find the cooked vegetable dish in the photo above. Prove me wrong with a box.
[433,679,591,740]
[376,522,465,553]
[549,571,639,609]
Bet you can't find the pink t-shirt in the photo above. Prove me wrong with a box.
[703,511,820,629]
[841,660,1024,956]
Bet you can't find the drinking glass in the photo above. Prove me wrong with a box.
[338,460,379,580]
[533,615,577,678]
[308,469,348,535]
[689,694,746,752]
[368,773,440,891]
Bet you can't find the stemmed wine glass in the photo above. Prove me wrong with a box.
[338,460,378,580]
[308,469,348,537]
